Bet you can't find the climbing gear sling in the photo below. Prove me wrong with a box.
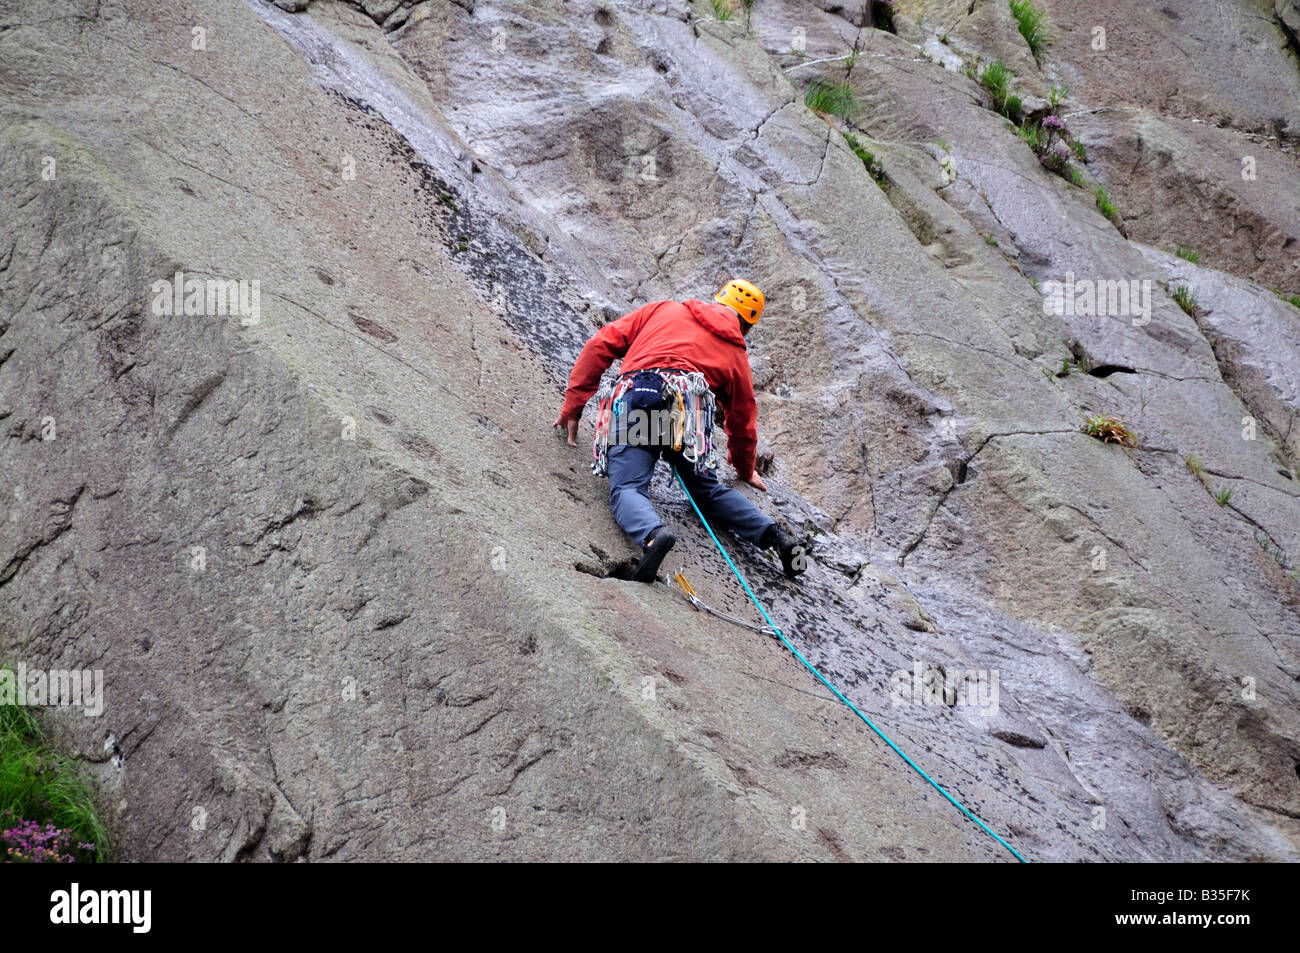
[671,468,1028,863]
[592,368,720,478]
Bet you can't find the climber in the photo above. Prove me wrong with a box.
[553,279,807,584]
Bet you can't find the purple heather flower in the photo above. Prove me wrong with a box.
[1043,115,1066,130]
[2,818,85,863]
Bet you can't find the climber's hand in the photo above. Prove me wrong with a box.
[745,471,768,493]
[553,413,579,447]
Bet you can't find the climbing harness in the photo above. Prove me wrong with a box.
[665,570,779,638]
[592,368,720,478]
[671,468,1028,864]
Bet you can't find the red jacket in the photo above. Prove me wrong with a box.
[560,300,760,480]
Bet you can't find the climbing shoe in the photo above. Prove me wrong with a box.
[760,524,807,579]
[632,527,676,583]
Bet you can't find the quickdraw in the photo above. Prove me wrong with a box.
[665,570,779,638]
[591,368,720,478]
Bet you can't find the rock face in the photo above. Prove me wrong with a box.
[1,0,1298,861]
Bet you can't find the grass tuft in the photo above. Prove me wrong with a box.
[1082,414,1137,447]
[1009,0,1048,59]
[1172,284,1198,315]
[1094,186,1118,221]
[1174,244,1200,264]
[1018,122,1047,152]
[979,60,1020,121]
[805,78,857,118]
[841,131,885,182]
[708,0,735,22]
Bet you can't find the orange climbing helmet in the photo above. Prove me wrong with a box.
[715,278,765,324]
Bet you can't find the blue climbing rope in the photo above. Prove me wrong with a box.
[672,470,1027,863]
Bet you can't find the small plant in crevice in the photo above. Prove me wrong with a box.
[1041,114,1068,136]
[1009,0,1048,60]
[1242,527,1294,572]
[974,62,1075,184]
[842,131,885,182]
[1083,414,1137,447]
[1094,186,1120,223]
[1020,114,1076,180]
[1017,121,1047,152]
[1271,544,1292,570]
[979,60,1021,121]
[1057,355,1087,376]
[1171,283,1198,316]
[969,56,1100,203]
[1185,453,1242,510]
[843,42,865,77]
[805,77,857,119]
[1174,244,1200,264]
[1041,142,1072,174]
[1273,288,1300,309]
[707,0,735,22]
[1253,531,1295,572]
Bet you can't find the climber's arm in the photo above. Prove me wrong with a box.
[721,364,761,488]
[556,303,659,425]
